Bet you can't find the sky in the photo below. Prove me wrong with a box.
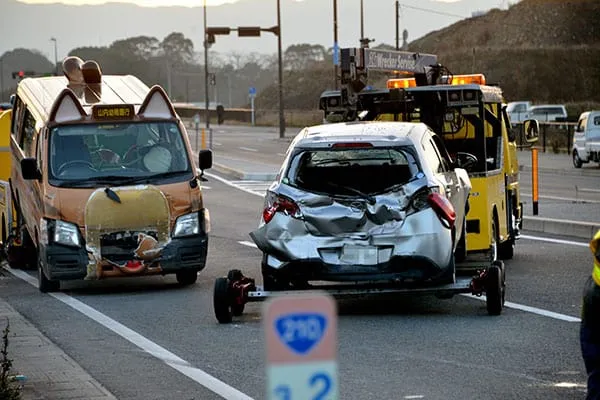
[20,0,467,6]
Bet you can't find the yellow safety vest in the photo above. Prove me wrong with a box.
[591,230,600,286]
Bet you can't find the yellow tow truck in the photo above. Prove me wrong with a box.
[0,107,15,250]
[319,47,539,270]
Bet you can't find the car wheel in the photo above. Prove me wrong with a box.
[573,150,583,168]
[213,277,233,324]
[176,270,198,286]
[38,253,60,293]
[485,261,504,316]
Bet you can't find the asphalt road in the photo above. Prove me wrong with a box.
[1,170,593,400]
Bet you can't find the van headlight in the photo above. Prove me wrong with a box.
[173,212,200,237]
[52,220,81,247]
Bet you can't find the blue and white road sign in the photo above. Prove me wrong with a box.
[333,42,340,66]
[249,86,257,96]
[264,293,338,400]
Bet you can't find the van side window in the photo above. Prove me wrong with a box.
[19,109,36,157]
[10,96,23,138]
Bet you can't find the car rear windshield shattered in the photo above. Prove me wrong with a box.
[286,147,420,197]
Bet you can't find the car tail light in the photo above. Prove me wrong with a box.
[428,192,456,229]
[331,142,373,148]
[262,192,302,224]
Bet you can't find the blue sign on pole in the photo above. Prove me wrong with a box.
[333,42,340,66]
[249,86,257,96]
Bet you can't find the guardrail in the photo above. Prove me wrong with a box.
[514,121,578,153]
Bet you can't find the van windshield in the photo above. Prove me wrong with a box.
[48,121,192,187]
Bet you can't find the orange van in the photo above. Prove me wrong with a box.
[8,56,213,292]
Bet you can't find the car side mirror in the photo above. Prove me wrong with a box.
[454,152,478,171]
[523,119,540,143]
[198,149,213,171]
[21,158,41,180]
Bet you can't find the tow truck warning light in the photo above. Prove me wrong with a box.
[387,73,487,89]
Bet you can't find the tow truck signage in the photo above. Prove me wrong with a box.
[364,48,437,72]
[264,293,338,400]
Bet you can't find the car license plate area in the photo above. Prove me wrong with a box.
[340,245,379,265]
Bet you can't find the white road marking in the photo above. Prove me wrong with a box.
[239,241,258,248]
[204,172,265,197]
[521,192,600,204]
[5,268,254,400]
[520,234,588,248]
[239,147,258,152]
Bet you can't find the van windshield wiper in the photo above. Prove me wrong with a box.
[324,181,376,205]
[91,171,190,185]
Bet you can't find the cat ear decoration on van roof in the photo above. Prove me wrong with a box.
[137,85,177,120]
[49,88,87,124]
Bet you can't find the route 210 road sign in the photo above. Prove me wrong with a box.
[264,293,338,400]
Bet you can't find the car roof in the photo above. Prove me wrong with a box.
[295,121,428,147]
[529,104,566,109]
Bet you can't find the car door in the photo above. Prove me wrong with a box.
[422,132,466,239]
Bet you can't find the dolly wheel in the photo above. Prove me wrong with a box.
[214,277,233,324]
[227,269,245,316]
[485,262,504,316]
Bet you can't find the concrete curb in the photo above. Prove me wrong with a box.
[523,216,600,240]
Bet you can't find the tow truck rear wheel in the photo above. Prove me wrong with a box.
[214,277,233,324]
[485,261,505,316]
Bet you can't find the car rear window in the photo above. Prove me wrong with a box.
[286,147,421,196]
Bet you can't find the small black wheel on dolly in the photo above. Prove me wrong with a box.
[227,269,245,316]
[213,277,233,324]
[485,260,505,316]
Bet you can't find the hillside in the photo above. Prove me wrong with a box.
[406,0,600,108]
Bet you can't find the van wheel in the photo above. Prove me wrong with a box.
[38,254,60,293]
[573,150,583,168]
[176,270,198,286]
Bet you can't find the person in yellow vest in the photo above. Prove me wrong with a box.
[582,229,600,400]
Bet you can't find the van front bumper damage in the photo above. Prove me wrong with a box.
[40,233,208,281]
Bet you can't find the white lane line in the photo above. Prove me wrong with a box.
[520,234,588,247]
[521,192,600,204]
[204,172,264,197]
[463,295,581,322]
[239,147,258,152]
[239,241,258,248]
[5,268,254,400]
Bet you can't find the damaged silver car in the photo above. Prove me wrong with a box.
[249,121,473,291]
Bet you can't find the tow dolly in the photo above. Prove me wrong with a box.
[213,260,506,324]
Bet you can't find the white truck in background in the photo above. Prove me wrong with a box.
[572,110,600,168]
[506,101,531,126]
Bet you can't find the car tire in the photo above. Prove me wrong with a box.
[213,277,233,324]
[485,261,504,316]
[573,150,583,168]
[176,270,198,286]
[38,253,60,293]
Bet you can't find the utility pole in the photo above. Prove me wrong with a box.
[333,0,338,90]
[277,0,285,138]
[203,0,210,130]
[395,1,400,50]
[0,58,4,101]
[50,37,58,75]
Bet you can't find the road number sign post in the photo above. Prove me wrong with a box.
[264,293,338,400]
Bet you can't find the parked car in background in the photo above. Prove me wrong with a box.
[250,121,473,291]
[524,104,568,123]
[506,101,531,126]
[572,110,600,168]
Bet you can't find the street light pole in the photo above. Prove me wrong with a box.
[333,0,338,90]
[203,0,210,130]
[276,0,285,138]
[50,37,58,75]
[395,1,400,50]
